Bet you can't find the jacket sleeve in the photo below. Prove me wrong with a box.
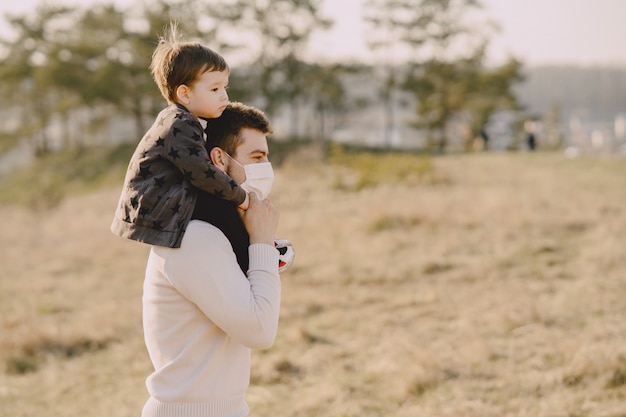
[163,221,281,350]
[165,117,246,206]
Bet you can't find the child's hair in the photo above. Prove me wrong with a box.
[150,22,229,104]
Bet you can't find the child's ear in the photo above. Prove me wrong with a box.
[209,147,227,172]
[175,84,190,104]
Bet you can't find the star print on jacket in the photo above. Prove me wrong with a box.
[110,103,247,248]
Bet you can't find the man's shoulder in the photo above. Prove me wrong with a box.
[185,220,231,247]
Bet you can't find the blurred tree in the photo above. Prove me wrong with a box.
[47,4,137,146]
[101,0,210,137]
[278,56,353,140]
[0,0,341,150]
[62,0,211,140]
[364,0,523,152]
[463,53,524,150]
[307,63,358,141]
[0,0,217,151]
[0,0,524,154]
[404,58,463,152]
[364,0,483,147]
[204,0,332,120]
[0,4,80,154]
[405,48,523,152]
[279,54,314,139]
[364,0,431,147]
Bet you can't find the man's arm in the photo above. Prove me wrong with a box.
[163,221,281,349]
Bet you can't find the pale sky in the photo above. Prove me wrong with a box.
[313,0,626,67]
[1,0,625,67]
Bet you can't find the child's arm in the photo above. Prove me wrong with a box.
[238,193,250,210]
[166,117,247,207]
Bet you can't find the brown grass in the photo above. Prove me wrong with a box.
[1,151,626,417]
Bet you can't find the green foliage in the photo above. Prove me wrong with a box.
[404,50,524,152]
[5,352,40,375]
[0,132,22,155]
[404,48,523,151]
[5,336,113,375]
[363,0,524,152]
[0,0,339,152]
[0,144,133,209]
[207,0,335,121]
[328,143,434,191]
[0,0,528,155]
[368,214,421,232]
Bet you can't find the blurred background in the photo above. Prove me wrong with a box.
[2,2,626,416]
[1,0,625,172]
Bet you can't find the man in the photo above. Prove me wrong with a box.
[141,102,281,417]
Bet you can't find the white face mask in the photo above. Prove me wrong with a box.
[227,153,274,200]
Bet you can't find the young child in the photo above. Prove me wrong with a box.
[111,25,294,272]
[111,24,248,249]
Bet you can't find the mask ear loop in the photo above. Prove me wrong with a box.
[225,152,244,168]
[224,152,248,184]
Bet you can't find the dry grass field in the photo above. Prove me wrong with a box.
[1,150,625,417]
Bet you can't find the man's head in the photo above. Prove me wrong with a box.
[207,102,272,188]
[150,23,229,118]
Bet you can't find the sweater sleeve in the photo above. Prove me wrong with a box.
[166,117,246,206]
[162,221,281,349]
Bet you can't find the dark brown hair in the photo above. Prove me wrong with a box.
[150,23,229,103]
[205,102,272,155]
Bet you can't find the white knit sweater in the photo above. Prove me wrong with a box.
[141,220,281,417]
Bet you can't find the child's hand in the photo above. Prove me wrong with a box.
[237,193,250,211]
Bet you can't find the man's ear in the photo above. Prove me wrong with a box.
[175,84,190,105]
[209,147,228,172]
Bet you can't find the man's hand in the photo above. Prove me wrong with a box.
[240,193,279,245]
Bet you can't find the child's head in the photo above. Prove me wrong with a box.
[151,23,230,118]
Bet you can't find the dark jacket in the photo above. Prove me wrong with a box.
[111,103,246,248]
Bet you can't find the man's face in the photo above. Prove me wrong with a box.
[185,69,229,119]
[226,127,270,185]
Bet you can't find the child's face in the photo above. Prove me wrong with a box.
[225,127,270,186]
[183,69,229,119]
